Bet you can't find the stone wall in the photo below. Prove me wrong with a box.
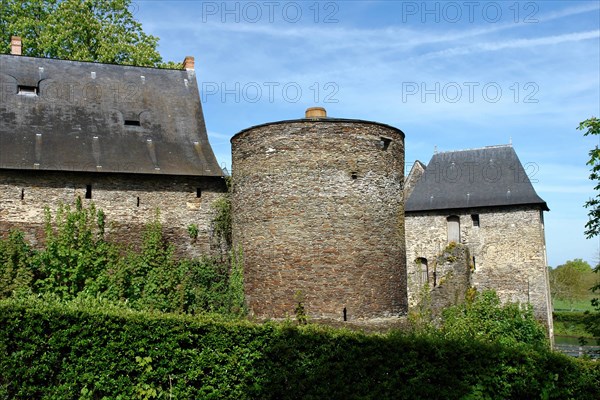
[428,243,472,317]
[231,119,406,320]
[404,161,426,200]
[405,205,553,334]
[0,170,227,258]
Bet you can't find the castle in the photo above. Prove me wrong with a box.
[0,39,226,258]
[0,40,553,333]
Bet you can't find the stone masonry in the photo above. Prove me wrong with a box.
[405,205,553,332]
[0,170,226,258]
[231,113,407,320]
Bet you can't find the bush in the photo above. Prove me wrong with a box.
[0,230,34,298]
[441,290,548,348]
[0,297,598,399]
[0,200,244,317]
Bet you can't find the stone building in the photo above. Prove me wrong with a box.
[404,145,554,332]
[1,37,554,329]
[231,108,407,320]
[0,38,226,256]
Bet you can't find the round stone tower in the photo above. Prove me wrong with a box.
[231,108,406,321]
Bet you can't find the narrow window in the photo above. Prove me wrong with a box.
[196,188,202,198]
[124,120,141,127]
[18,85,37,95]
[351,172,358,180]
[416,257,428,285]
[433,271,437,287]
[20,188,24,200]
[136,197,140,207]
[343,307,347,321]
[85,184,92,199]
[472,256,476,270]
[380,137,392,151]
[471,214,480,227]
[447,215,460,243]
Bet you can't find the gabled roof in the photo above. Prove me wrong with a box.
[405,145,548,212]
[0,54,222,176]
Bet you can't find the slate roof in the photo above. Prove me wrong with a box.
[405,145,548,212]
[0,54,222,176]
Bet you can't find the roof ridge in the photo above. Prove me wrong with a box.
[436,144,512,154]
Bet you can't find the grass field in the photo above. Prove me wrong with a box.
[552,296,597,337]
[553,318,593,337]
[552,297,596,312]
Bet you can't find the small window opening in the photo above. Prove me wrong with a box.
[18,85,38,95]
[20,188,24,200]
[472,256,476,270]
[380,137,392,151]
[124,120,141,127]
[433,271,437,287]
[85,184,92,199]
[343,307,347,321]
[136,197,140,207]
[196,188,202,198]
[471,214,480,227]
[447,215,460,243]
[416,257,428,285]
[351,172,358,180]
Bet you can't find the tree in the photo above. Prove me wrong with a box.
[0,0,175,67]
[578,117,600,238]
[578,117,600,338]
[549,259,594,310]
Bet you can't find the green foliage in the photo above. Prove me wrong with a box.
[0,230,34,298]
[212,177,232,251]
[35,198,119,300]
[441,290,548,348]
[550,259,597,310]
[84,213,242,315]
[578,116,600,239]
[227,246,246,316]
[577,116,600,338]
[0,0,172,67]
[0,200,244,317]
[293,290,308,325]
[187,223,199,241]
[553,311,595,338]
[407,282,434,332]
[1,297,599,399]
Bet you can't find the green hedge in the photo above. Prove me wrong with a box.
[1,298,599,400]
[553,311,598,338]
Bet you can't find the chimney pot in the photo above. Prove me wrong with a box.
[11,36,22,55]
[305,107,327,119]
[183,56,195,70]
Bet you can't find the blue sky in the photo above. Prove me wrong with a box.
[135,0,600,267]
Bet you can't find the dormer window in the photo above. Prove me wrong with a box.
[18,85,38,95]
[124,120,141,127]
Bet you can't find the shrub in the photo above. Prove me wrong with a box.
[0,230,34,298]
[0,297,598,399]
[0,200,244,317]
[441,290,548,348]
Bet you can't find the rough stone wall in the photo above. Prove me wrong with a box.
[405,205,553,334]
[429,244,472,317]
[232,120,406,320]
[0,170,227,258]
[404,161,426,200]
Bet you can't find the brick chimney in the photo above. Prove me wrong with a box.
[11,36,22,55]
[183,56,194,70]
[305,107,327,119]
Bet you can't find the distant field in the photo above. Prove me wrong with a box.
[552,296,597,338]
[553,297,596,312]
